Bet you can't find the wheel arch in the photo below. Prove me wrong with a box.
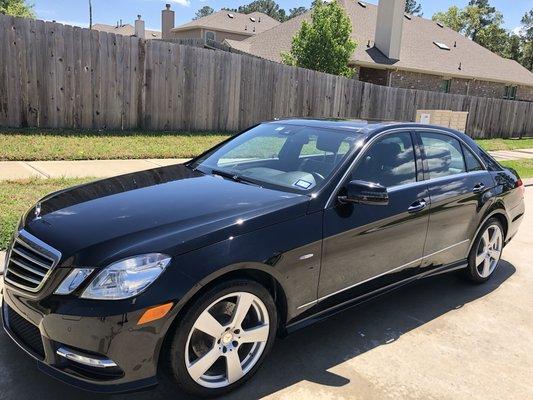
[468,205,509,253]
[157,263,289,373]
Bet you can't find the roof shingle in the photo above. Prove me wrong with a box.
[172,10,280,36]
[226,1,533,87]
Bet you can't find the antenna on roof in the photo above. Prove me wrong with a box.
[436,21,444,28]
[458,62,462,70]
[357,1,367,8]
[454,41,457,47]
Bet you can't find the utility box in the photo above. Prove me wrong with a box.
[416,110,469,132]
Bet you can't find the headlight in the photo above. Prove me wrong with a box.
[81,253,171,300]
[55,268,95,295]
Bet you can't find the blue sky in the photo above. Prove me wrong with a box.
[34,0,532,32]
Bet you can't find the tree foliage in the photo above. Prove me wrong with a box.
[224,0,306,22]
[0,0,35,17]
[432,2,533,71]
[404,0,422,17]
[281,0,356,77]
[193,6,214,20]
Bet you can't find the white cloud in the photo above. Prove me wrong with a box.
[512,26,524,36]
[168,0,191,6]
[44,19,89,28]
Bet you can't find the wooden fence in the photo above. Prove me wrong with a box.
[1,14,532,138]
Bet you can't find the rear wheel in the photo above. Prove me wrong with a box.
[168,280,277,397]
[466,218,504,283]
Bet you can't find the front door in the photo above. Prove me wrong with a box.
[319,131,430,300]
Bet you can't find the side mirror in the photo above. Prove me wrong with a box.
[338,180,389,206]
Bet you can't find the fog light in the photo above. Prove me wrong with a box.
[56,346,117,368]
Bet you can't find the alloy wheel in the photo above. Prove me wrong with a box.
[184,292,270,388]
[475,224,503,278]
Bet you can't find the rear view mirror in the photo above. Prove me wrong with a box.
[338,180,389,206]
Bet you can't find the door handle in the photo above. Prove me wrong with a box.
[472,183,485,194]
[408,199,427,213]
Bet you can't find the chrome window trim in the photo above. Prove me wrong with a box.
[325,126,488,209]
[4,229,62,293]
[297,239,470,309]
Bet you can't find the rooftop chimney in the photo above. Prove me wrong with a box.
[374,0,405,60]
[162,3,175,39]
[135,15,145,39]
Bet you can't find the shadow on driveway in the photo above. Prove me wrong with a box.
[0,261,516,400]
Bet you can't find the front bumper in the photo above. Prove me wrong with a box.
[1,286,166,394]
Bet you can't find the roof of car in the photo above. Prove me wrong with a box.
[264,118,476,142]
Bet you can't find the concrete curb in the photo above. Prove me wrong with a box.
[0,251,5,275]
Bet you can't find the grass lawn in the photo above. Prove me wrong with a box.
[499,159,533,180]
[0,128,231,161]
[477,138,533,152]
[0,178,93,250]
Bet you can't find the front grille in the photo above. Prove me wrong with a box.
[5,230,61,292]
[5,305,45,359]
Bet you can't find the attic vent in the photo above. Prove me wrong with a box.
[250,17,256,22]
[357,1,367,8]
[404,14,412,20]
[436,21,444,28]
[227,13,234,18]
[434,41,450,50]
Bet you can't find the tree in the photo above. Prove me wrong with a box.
[226,0,287,22]
[193,5,214,20]
[404,0,422,17]
[225,0,307,22]
[0,0,35,17]
[503,34,523,63]
[520,10,533,71]
[281,1,356,77]
[288,6,307,19]
[432,6,465,32]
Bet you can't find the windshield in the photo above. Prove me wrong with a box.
[191,123,359,193]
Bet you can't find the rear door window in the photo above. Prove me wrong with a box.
[420,132,466,179]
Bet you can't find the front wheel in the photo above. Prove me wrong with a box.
[466,218,504,283]
[168,280,277,397]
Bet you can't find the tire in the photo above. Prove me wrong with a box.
[167,279,278,397]
[466,218,504,283]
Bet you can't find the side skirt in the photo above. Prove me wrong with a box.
[283,260,467,335]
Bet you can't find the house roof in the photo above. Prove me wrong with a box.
[226,1,533,87]
[92,23,162,39]
[172,10,280,36]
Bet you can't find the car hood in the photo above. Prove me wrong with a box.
[23,164,309,266]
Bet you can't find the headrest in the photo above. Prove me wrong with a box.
[316,134,344,153]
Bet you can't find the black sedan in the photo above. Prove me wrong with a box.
[2,119,525,397]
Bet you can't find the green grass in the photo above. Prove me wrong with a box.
[500,159,533,179]
[476,138,533,152]
[0,128,231,161]
[0,177,94,250]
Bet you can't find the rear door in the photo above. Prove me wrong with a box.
[418,130,494,269]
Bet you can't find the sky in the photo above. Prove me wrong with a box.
[33,0,532,32]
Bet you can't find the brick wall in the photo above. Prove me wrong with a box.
[373,69,533,101]
[517,85,533,102]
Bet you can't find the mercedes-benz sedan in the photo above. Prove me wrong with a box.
[2,119,525,397]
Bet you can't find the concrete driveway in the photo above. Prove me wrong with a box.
[1,188,532,400]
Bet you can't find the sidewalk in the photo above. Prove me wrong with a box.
[0,158,189,181]
[489,148,533,161]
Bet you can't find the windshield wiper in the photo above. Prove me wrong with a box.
[210,169,260,186]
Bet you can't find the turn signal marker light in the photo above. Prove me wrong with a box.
[137,303,173,325]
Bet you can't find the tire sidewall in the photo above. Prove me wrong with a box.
[467,217,504,283]
[168,279,278,397]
